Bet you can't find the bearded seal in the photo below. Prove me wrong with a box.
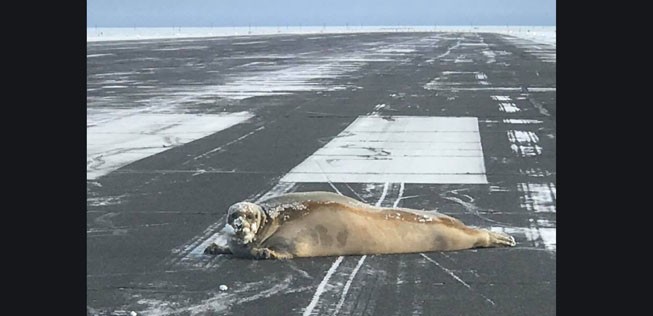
[204,191,515,259]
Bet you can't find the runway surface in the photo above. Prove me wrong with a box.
[87,31,556,315]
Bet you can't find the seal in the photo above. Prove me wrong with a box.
[204,191,516,259]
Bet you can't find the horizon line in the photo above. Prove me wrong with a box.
[87,24,556,28]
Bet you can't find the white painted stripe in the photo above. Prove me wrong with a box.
[499,102,521,113]
[376,182,390,207]
[281,116,488,184]
[87,112,253,180]
[303,256,345,316]
[419,254,471,287]
[333,182,393,315]
[339,115,482,132]
[527,87,557,92]
[425,71,490,90]
[507,130,542,157]
[510,144,543,156]
[328,132,482,143]
[420,253,496,306]
[519,168,553,177]
[503,119,543,124]
[304,183,389,316]
[373,103,387,111]
[491,95,512,101]
[289,157,486,174]
[282,173,487,184]
[321,141,482,150]
[313,147,483,157]
[393,182,405,208]
[333,255,367,315]
[518,183,556,213]
[507,130,539,143]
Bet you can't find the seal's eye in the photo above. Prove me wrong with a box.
[230,213,238,221]
[246,214,253,220]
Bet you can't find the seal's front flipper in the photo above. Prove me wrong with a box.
[204,243,232,255]
[250,247,294,260]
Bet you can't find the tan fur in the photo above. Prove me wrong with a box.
[205,191,515,259]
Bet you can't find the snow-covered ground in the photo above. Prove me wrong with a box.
[87,25,555,46]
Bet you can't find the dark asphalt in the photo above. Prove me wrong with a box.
[87,31,556,315]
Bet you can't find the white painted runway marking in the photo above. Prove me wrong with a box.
[419,253,496,305]
[424,71,490,90]
[333,255,367,315]
[503,119,543,124]
[281,116,488,184]
[491,95,511,101]
[498,103,521,113]
[507,130,542,157]
[87,111,254,180]
[518,183,556,213]
[303,256,345,316]
[303,182,390,316]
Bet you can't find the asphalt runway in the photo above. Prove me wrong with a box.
[87,31,556,315]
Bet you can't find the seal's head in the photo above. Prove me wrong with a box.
[226,202,265,244]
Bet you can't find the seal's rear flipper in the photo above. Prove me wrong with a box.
[486,231,517,247]
[204,243,232,255]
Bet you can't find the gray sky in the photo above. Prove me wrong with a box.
[87,0,556,27]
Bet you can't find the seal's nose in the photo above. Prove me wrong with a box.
[232,217,244,229]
